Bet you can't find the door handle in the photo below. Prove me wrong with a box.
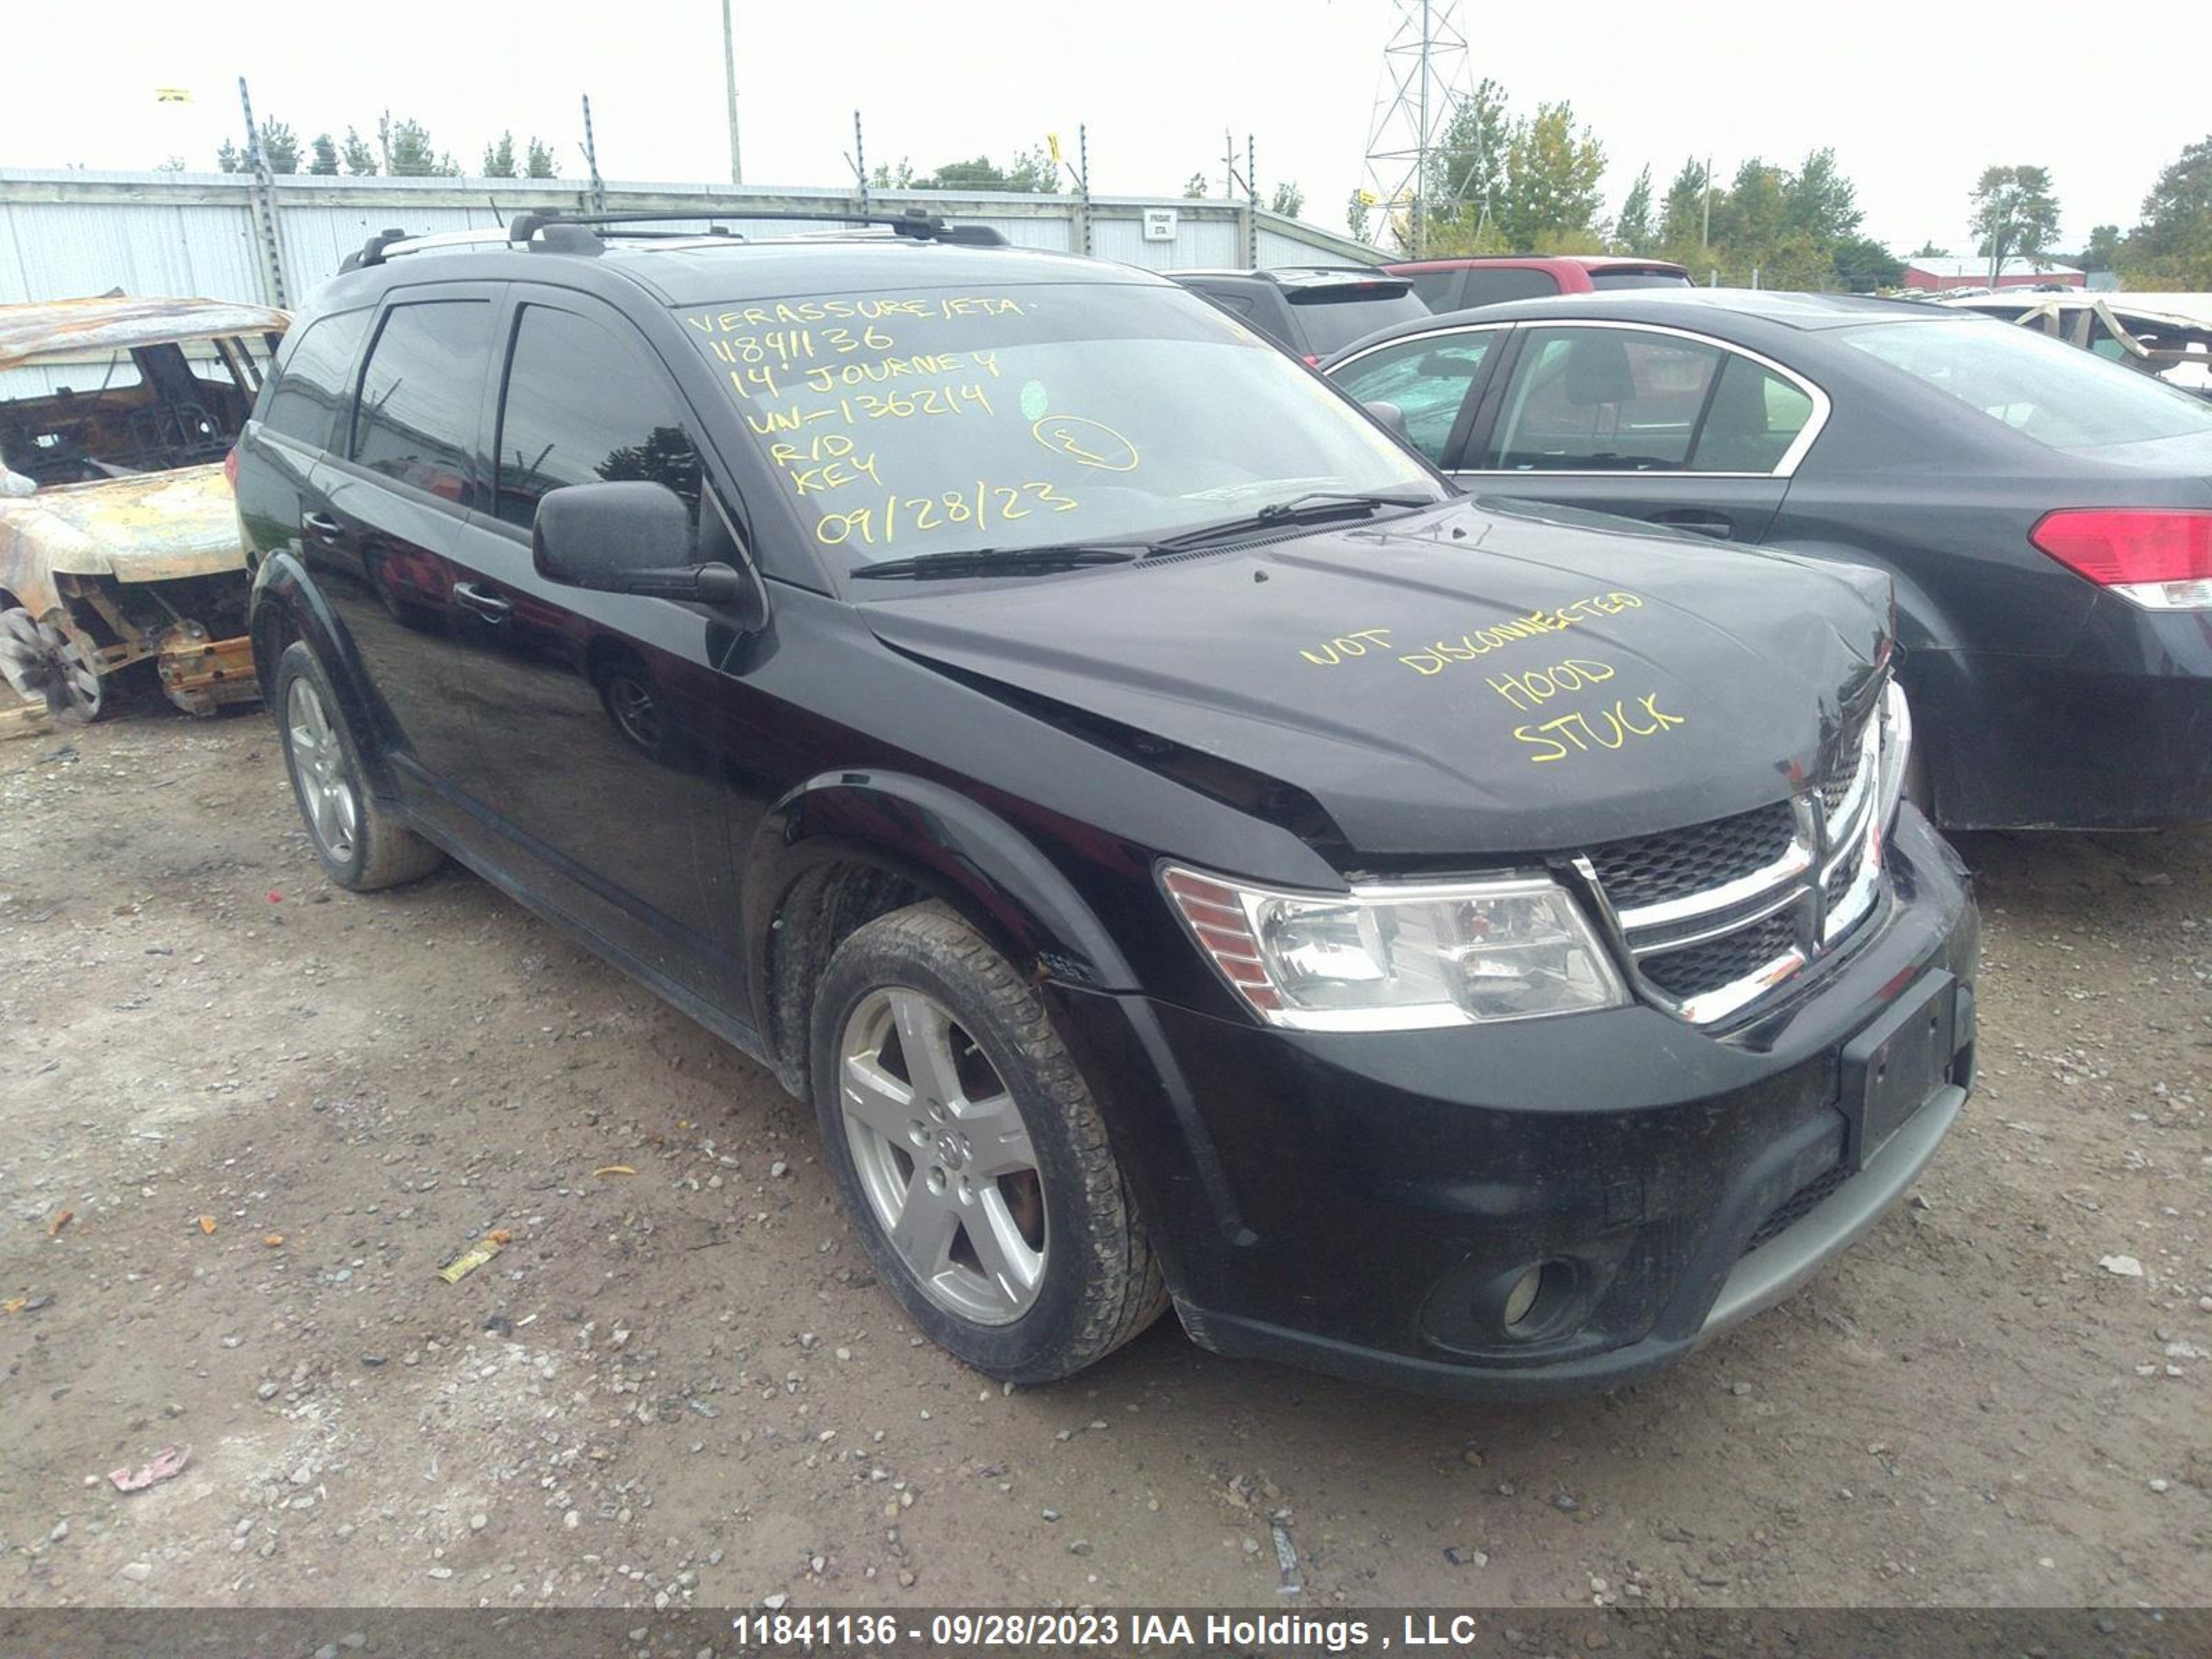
[1650,509,1733,539]
[452,581,514,623]
[301,511,341,538]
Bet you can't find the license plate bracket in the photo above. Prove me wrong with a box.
[1841,971,1957,1170]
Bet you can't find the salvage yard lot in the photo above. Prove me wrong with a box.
[2,704,2207,1609]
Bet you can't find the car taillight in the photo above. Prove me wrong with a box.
[223,447,239,490]
[2030,509,2212,610]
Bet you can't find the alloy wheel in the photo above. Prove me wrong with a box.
[838,987,1048,1325]
[0,608,103,721]
[285,677,360,863]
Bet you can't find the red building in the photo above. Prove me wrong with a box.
[1902,256,2086,292]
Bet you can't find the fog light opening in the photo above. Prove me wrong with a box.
[1501,1265,1546,1331]
[1499,1258,1574,1338]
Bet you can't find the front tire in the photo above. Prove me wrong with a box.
[810,902,1167,1384]
[274,641,443,891]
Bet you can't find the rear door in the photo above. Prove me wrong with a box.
[443,286,740,993]
[307,288,500,803]
[1459,321,1824,543]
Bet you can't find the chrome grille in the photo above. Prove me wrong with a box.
[1578,693,1894,1027]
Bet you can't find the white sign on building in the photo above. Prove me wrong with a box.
[1141,207,1179,243]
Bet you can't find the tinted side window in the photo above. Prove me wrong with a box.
[1404,270,1463,311]
[259,310,370,451]
[350,300,493,504]
[1332,331,1496,464]
[1461,268,1560,307]
[1689,355,1816,473]
[1485,327,1727,471]
[494,306,703,529]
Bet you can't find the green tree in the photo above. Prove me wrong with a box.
[1910,240,1947,258]
[1183,171,1209,200]
[1714,158,1789,254]
[2117,135,2212,288]
[386,117,459,178]
[1658,156,1711,252]
[868,158,917,189]
[308,133,341,176]
[341,126,378,176]
[916,151,1057,194]
[524,138,559,179]
[1268,180,1305,219]
[2079,223,2122,270]
[1004,143,1061,194]
[1347,189,1373,242]
[481,131,518,178]
[1832,235,1904,292]
[1430,76,1511,225]
[1785,147,1862,242]
[1614,165,1654,254]
[258,120,301,174]
[1496,100,1606,250]
[1968,164,2062,278]
[216,140,244,174]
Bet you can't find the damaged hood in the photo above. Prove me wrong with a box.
[860,498,1893,857]
[0,466,247,602]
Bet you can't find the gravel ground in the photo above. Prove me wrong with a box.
[1,700,2207,1613]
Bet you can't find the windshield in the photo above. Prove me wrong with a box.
[1838,318,2212,450]
[680,281,1442,569]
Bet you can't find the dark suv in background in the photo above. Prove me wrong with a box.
[234,210,1975,1400]
[1167,266,1428,361]
[1389,254,1692,312]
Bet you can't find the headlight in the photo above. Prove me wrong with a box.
[1161,865,1629,1031]
[1874,678,1912,830]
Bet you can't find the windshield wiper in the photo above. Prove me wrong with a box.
[849,543,1145,581]
[1144,491,1438,554]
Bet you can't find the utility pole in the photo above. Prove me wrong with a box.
[581,94,606,212]
[1701,152,1712,249]
[720,0,742,185]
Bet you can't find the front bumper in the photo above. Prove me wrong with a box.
[1051,807,1978,1400]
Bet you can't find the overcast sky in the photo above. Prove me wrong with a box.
[3,0,2196,256]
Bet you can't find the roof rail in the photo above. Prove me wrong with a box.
[504,207,1009,252]
[339,227,413,272]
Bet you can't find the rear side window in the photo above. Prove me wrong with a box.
[1839,319,2212,450]
[494,305,703,529]
[1461,268,1560,307]
[1687,355,1816,473]
[1331,330,1497,464]
[1403,270,1462,311]
[259,310,371,451]
[1486,327,1726,471]
[350,300,494,503]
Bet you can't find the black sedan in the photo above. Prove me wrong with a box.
[1325,289,2212,830]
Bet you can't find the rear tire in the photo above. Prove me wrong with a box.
[809,901,1168,1384]
[273,641,443,891]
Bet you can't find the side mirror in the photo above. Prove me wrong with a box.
[534,481,695,590]
[1362,399,1412,444]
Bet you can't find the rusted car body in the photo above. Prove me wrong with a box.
[1938,290,2212,400]
[0,295,289,718]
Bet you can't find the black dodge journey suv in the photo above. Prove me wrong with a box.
[234,209,1978,1400]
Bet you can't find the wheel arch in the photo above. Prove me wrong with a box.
[250,550,402,795]
[742,771,1137,1096]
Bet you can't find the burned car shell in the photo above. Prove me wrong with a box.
[1936,290,2212,399]
[0,295,289,717]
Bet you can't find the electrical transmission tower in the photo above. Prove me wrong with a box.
[1360,0,1474,257]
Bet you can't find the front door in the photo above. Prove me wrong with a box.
[438,288,740,996]
[1458,323,1821,543]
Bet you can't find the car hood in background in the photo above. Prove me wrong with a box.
[0,466,247,610]
[861,499,1893,859]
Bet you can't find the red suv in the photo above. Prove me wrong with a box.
[1387,255,1691,313]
